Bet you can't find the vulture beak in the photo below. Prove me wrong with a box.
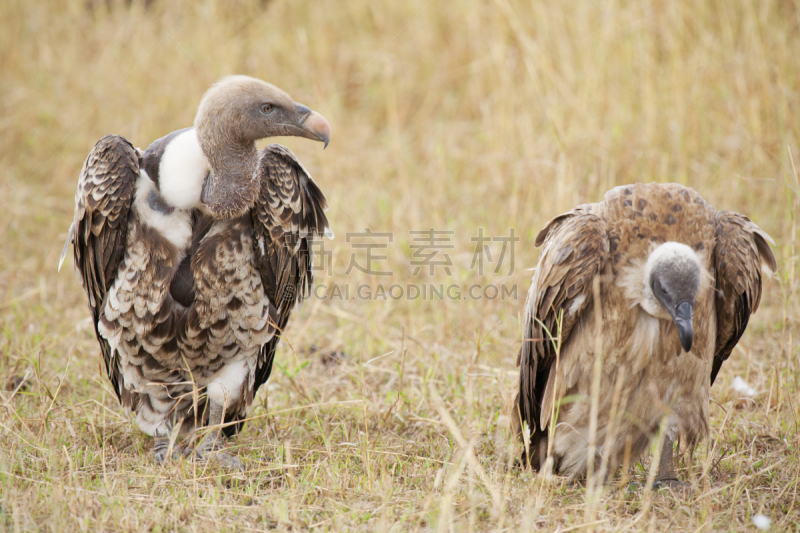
[293,103,331,148]
[673,301,694,353]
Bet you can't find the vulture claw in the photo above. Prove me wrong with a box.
[625,479,693,496]
[152,437,183,465]
[190,431,245,472]
[652,479,693,495]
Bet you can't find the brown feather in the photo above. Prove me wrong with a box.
[517,205,608,467]
[67,79,334,443]
[246,144,331,422]
[69,135,139,403]
[711,211,776,385]
[515,183,775,477]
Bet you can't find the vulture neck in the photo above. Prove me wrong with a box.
[200,135,260,219]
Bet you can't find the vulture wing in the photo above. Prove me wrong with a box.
[711,211,776,385]
[60,135,140,402]
[517,206,608,445]
[249,144,331,403]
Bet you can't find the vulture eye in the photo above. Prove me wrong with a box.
[260,103,274,114]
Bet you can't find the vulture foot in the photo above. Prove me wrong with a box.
[625,479,692,495]
[625,437,693,495]
[152,437,183,465]
[653,479,693,495]
[653,435,693,495]
[191,392,245,471]
[190,437,245,472]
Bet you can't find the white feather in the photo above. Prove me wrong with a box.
[752,514,771,530]
[732,376,756,397]
[206,359,249,406]
[157,129,209,210]
[567,294,586,316]
[643,242,701,278]
[134,172,192,252]
[58,223,74,272]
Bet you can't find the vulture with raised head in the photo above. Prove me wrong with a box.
[61,76,332,468]
[512,183,776,489]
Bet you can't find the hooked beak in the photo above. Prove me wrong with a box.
[672,301,694,353]
[291,103,331,148]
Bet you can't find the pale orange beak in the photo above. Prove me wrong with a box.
[293,103,331,148]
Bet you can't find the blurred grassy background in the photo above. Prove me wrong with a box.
[1,0,799,530]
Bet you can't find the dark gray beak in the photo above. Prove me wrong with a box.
[673,301,694,353]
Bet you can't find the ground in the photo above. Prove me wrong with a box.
[1,0,799,531]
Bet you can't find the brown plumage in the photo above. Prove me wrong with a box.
[61,76,332,468]
[512,183,776,488]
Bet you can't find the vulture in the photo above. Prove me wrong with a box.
[60,76,333,469]
[512,183,776,489]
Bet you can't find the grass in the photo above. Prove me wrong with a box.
[1,0,799,530]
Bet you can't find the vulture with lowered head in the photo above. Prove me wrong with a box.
[512,183,776,489]
[61,76,333,469]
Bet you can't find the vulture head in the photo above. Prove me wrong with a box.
[641,242,702,353]
[194,75,331,219]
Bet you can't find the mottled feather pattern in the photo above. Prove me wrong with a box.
[254,145,330,249]
[251,144,329,312]
[247,144,331,422]
[602,183,717,269]
[69,135,140,402]
[66,74,337,448]
[68,134,333,437]
[97,209,198,435]
[181,216,277,369]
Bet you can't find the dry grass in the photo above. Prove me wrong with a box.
[1,0,799,530]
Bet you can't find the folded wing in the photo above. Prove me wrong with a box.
[247,144,331,415]
[712,211,777,385]
[61,135,140,402]
[517,206,608,442]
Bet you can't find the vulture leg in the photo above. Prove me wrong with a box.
[652,436,692,494]
[152,437,182,465]
[192,387,245,471]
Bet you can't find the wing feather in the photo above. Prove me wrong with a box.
[249,144,331,397]
[711,211,776,385]
[517,206,608,450]
[65,135,139,402]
